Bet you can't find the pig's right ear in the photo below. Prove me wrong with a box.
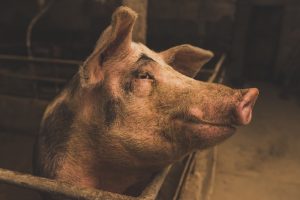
[160,45,213,78]
[80,6,137,86]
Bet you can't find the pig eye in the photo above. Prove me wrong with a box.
[137,72,153,80]
[129,71,154,96]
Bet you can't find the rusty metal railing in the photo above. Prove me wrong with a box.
[0,53,226,200]
[0,54,82,66]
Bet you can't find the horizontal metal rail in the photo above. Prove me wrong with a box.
[0,168,136,200]
[0,54,82,65]
[0,70,67,83]
[0,166,170,200]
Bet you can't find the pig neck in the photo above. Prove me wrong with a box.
[59,134,160,195]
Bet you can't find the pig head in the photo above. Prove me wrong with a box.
[34,6,259,197]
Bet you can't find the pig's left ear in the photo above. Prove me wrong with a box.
[80,6,137,86]
[160,45,213,78]
[94,6,137,56]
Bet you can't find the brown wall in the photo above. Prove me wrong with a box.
[147,0,236,52]
[230,0,300,82]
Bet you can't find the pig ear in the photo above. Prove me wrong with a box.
[160,45,214,78]
[80,6,137,86]
[94,6,137,56]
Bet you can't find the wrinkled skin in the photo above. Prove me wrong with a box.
[33,6,259,198]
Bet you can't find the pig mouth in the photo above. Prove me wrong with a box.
[173,114,236,148]
[170,112,238,149]
[174,113,236,130]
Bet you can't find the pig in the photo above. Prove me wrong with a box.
[33,6,259,198]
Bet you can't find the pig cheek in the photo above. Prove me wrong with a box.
[174,120,235,149]
[131,79,153,97]
[194,125,235,149]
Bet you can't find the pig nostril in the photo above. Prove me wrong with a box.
[242,100,253,110]
[240,89,249,96]
[236,88,259,125]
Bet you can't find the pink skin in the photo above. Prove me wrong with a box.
[188,88,259,126]
[173,88,259,150]
[236,88,259,125]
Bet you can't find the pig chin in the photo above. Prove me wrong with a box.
[172,106,237,149]
[174,117,236,150]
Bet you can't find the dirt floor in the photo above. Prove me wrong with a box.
[210,82,300,200]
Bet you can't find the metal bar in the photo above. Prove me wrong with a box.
[140,166,171,199]
[198,69,215,74]
[172,153,196,200]
[0,71,67,83]
[203,148,218,200]
[0,54,82,65]
[26,0,56,57]
[0,167,137,200]
[208,54,226,83]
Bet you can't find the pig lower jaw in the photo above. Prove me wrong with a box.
[173,113,236,129]
[184,120,237,133]
[173,113,235,129]
[174,119,236,135]
[173,120,236,149]
[195,119,236,129]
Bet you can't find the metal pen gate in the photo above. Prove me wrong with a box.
[0,52,226,200]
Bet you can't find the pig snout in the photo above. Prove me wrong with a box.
[235,88,259,125]
[182,87,259,127]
